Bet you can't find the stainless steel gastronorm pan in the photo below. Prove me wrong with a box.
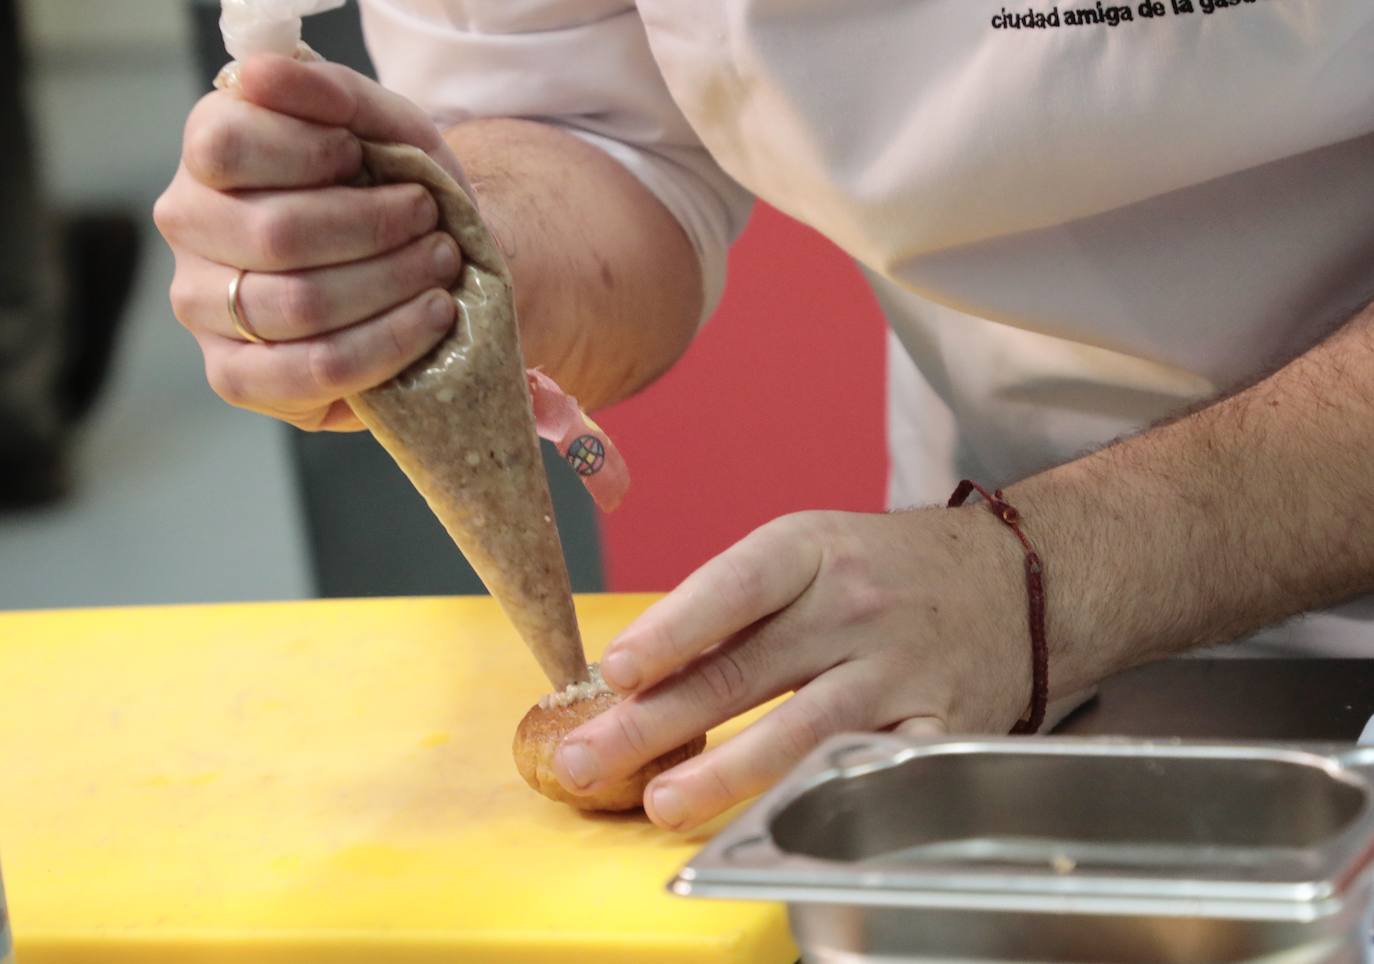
[671,737,1374,962]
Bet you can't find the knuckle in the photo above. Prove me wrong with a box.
[705,766,739,807]
[167,277,196,327]
[613,709,651,758]
[407,235,446,286]
[838,578,894,627]
[151,192,171,235]
[824,542,863,581]
[185,117,241,186]
[717,552,764,614]
[374,185,433,248]
[275,276,330,336]
[151,189,182,240]
[367,199,395,251]
[204,354,246,406]
[314,128,360,180]
[252,207,305,268]
[306,339,356,396]
[638,621,685,668]
[818,527,893,625]
[377,308,413,366]
[695,649,749,707]
[183,91,222,135]
[791,509,844,545]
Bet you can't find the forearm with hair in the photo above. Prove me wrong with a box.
[1005,300,1374,695]
[442,118,702,411]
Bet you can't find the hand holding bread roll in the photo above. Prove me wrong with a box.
[514,665,706,811]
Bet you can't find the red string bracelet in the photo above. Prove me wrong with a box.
[947,480,1048,734]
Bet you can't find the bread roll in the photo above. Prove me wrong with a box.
[514,674,705,811]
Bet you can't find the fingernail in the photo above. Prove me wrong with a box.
[650,784,687,829]
[555,741,599,790]
[426,291,454,329]
[432,236,458,281]
[601,649,640,691]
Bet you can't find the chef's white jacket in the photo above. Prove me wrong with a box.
[359,0,1374,655]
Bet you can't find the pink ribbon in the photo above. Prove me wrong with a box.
[527,368,629,512]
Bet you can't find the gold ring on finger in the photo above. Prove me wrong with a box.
[227,268,269,344]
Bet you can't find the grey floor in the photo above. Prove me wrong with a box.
[0,1,314,610]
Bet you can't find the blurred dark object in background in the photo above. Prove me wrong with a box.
[0,0,141,510]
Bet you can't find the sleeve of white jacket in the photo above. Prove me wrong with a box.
[357,0,753,320]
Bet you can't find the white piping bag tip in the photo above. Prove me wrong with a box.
[219,0,348,62]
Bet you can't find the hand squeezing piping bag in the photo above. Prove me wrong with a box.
[216,1,630,689]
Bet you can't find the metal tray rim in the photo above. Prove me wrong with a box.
[670,736,1374,918]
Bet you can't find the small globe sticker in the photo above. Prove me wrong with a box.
[566,434,605,476]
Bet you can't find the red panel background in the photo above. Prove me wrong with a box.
[595,204,890,591]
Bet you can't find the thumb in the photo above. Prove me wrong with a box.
[237,55,470,195]
[238,55,447,155]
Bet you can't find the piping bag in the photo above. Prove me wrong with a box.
[216,1,629,690]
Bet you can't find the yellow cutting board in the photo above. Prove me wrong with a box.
[0,595,796,963]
